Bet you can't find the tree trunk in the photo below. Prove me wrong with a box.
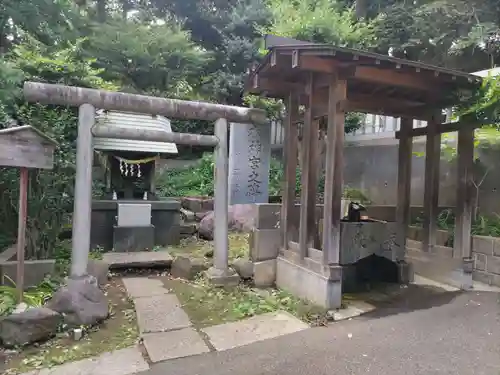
[0,20,10,55]
[355,0,368,19]
[96,0,106,22]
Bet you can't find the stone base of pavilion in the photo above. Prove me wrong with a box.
[274,244,414,310]
[276,249,343,309]
[249,203,415,310]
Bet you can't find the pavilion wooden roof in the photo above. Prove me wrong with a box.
[245,35,482,121]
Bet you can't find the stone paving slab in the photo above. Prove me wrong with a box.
[21,346,149,375]
[332,300,376,321]
[103,251,173,269]
[123,277,169,298]
[201,311,309,352]
[142,328,210,363]
[134,294,192,333]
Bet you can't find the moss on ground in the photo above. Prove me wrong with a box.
[165,232,250,262]
[4,279,139,375]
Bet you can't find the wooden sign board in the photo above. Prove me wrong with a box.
[0,126,57,169]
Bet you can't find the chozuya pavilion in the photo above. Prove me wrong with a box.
[244,35,482,308]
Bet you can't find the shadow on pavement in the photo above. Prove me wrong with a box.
[353,283,463,319]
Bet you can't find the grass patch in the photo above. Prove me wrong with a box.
[162,233,330,327]
[165,232,249,262]
[162,275,328,328]
[4,278,139,375]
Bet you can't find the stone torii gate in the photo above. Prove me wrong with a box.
[23,82,269,293]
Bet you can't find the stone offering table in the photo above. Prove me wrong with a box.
[91,199,181,252]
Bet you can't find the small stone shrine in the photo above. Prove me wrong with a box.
[90,111,181,252]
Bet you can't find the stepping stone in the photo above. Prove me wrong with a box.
[202,311,309,352]
[122,277,169,298]
[134,294,191,333]
[103,251,173,269]
[34,346,149,375]
[142,328,210,362]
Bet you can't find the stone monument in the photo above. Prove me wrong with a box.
[228,123,271,204]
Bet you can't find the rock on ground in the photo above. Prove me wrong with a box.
[232,259,254,279]
[87,259,110,286]
[198,204,256,240]
[47,278,109,326]
[0,307,61,347]
[171,256,208,280]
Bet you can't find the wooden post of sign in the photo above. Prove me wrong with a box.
[16,168,29,302]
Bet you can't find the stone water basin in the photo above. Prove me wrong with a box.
[338,220,398,292]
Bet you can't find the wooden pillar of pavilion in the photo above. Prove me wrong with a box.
[298,72,319,258]
[453,127,474,287]
[422,115,442,253]
[321,75,346,265]
[281,92,299,249]
[395,117,413,261]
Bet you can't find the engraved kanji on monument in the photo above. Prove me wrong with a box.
[228,123,271,204]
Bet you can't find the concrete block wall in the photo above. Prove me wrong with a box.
[0,245,56,288]
[471,235,500,286]
[407,226,500,287]
[343,138,500,215]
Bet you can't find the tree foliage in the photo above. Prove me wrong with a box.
[262,0,378,49]
[84,18,211,97]
[0,38,116,255]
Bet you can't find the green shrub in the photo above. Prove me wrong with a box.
[413,208,500,238]
[156,153,215,197]
[0,275,61,316]
[156,153,371,204]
